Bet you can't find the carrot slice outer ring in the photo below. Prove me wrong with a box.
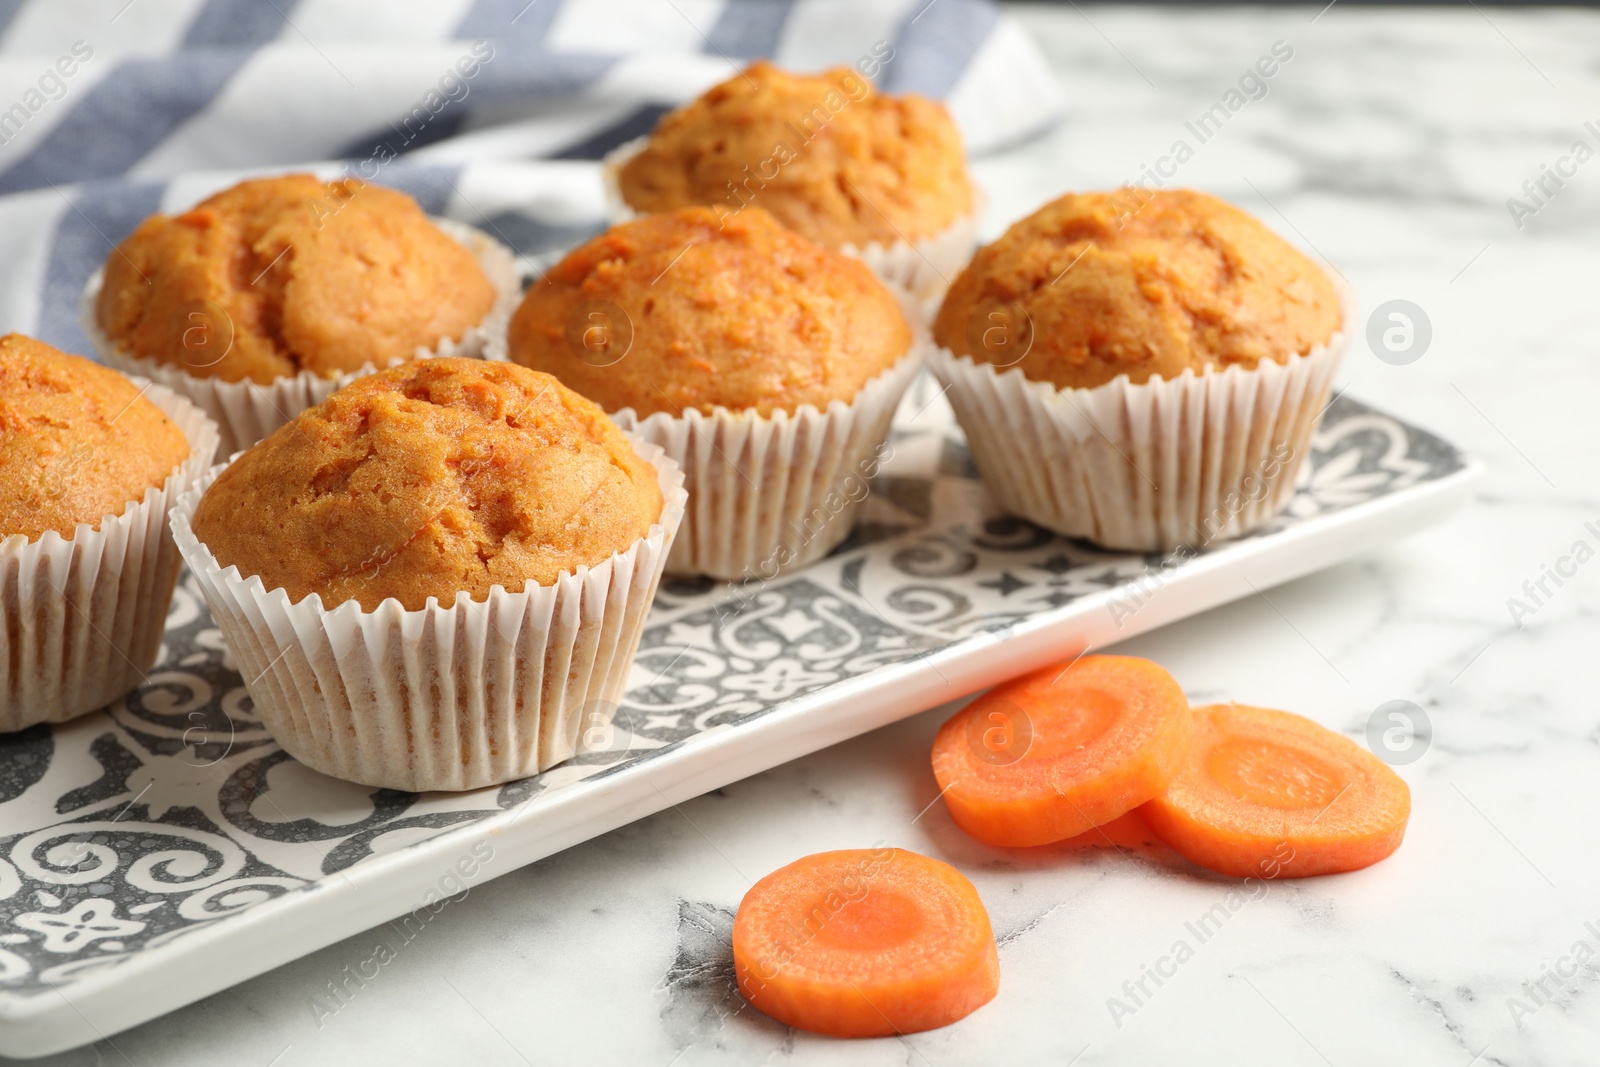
[930,655,1192,847]
[1140,703,1411,878]
[732,848,999,1037]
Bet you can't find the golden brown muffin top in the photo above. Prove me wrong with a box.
[934,189,1343,390]
[97,174,497,386]
[617,61,973,249]
[507,207,912,420]
[0,334,191,542]
[191,358,663,612]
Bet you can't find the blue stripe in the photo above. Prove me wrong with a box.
[705,0,794,59]
[331,48,616,165]
[880,0,998,99]
[0,0,301,196]
[0,54,246,194]
[0,0,28,43]
[181,0,297,48]
[468,48,616,99]
[477,211,600,257]
[39,180,165,359]
[551,103,669,160]
[333,111,472,164]
[371,165,463,216]
[454,0,566,46]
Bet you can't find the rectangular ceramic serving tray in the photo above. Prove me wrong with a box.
[0,375,1478,1057]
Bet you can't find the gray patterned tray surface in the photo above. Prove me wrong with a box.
[0,382,1467,1022]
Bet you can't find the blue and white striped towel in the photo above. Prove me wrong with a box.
[0,0,1063,360]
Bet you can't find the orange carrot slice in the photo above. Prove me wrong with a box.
[1140,703,1411,878]
[930,655,1191,847]
[732,848,999,1037]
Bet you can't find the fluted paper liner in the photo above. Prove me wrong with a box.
[839,210,979,304]
[80,218,522,459]
[168,440,686,793]
[601,136,977,302]
[0,383,219,731]
[610,294,926,580]
[931,296,1354,553]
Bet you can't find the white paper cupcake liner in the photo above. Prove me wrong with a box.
[931,291,1354,553]
[601,136,978,302]
[839,208,979,304]
[80,217,521,460]
[0,382,219,731]
[168,438,686,793]
[612,325,924,581]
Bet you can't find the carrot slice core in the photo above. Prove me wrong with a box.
[1207,738,1344,809]
[1141,703,1411,878]
[732,848,999,1037]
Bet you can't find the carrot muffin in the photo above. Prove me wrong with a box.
[930,188,1349,553]
[935,189,1342,389]
[1,334,217,732]
[506,207,921,580]
[172,357,682,791]
[508,206,910,418]
[96,175,498,385]
[191,357,663,612]
[615,61,973,252]
[0,334,190,541]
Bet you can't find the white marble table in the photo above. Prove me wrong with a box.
[21,5,1600,1064]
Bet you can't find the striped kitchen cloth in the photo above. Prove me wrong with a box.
[0,0,1064,356]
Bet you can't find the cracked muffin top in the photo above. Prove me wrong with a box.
[506,207,911,419]
[0,334,190,542]
[616,61,973,249]
[191,358,663,612]
[96,174,497,385]
[934,189,1342,390]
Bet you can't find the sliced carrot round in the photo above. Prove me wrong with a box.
[930,655,1191,847]
[1140,703,1411,878]
[732,848,999,1037]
